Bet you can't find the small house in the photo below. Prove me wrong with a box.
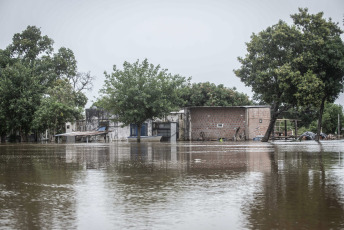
[184,106,270,141]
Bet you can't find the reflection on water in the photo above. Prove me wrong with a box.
[0,141,343,229]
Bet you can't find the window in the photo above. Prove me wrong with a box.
[217,124,224,128]
[130,123,148,136]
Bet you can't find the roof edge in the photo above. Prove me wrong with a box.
[185,105,270,109]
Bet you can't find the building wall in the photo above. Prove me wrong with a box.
[190,107,246,141]
[107,120,153,142]
[70,107,270,142]
[178,113,185,141]
[107,122,130,141]
[154,110,185,141]
[246,107,270,139]
[65,122,76,133]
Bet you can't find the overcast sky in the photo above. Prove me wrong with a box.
[1,0,343,107]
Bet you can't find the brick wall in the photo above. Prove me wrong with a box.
[190,107,246,141]
[247,107,270,139]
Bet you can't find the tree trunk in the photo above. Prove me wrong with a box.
[262,103,280,142]
[137,124,141,143]
[53,117,58,142]
[19,127,24,142]
[315,96,326,142]
[0,134,5,143]
[52,127,56,142]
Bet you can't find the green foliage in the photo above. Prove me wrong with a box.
[297,103,344,134]
[319,103,343,134]
[0,49,14,68]
[292,71,324,106]
[99,59,189,127]
[235,20,301,141]
[0,62,43,136]
[8,25,53,62]
[0,25,92,141]
[290,9,344,139]
[235,8,344,141]
[32,80,85,134]
[181,82,252,106]
[53,47,77,78]
[290,8,344,106]
[235,20,300,107]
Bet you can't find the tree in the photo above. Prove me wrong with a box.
[0,25,93,142]
[99,59,189,142]
[0,62,43,141]
[318,103,343,134]
[32,79,86,139]
[235,20,301,141]
[8,25,53,62]
[52,47,94,92]
[290,9,344,141]
[0,26,55,141]
[180,82,252,107]
[235,8,344,142]
[297,103,344,136]
[53,47,77,78]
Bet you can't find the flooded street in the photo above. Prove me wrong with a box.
[0,141,344,230]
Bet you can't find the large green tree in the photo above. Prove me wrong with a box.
[0,62,43,140]
[235,8,344,142]
[0,26,53,141]
[181,82,252,107]
[235,20,300,141]
[0,25,92,142]
[290,9,344,141]
[99,59,189,142]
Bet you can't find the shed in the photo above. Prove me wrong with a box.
[184,106,270,141]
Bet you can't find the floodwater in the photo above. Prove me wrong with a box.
[0,141,343,230]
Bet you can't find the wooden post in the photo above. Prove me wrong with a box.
[284,119,287,140]
[272,124,275,141]
[295,120,298,140]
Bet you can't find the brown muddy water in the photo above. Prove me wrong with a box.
[0,141,343,230]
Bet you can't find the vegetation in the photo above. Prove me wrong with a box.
[180,82,252,107]
[0,62,43,140]
[98,59,189,142]
[32,79,87,137]
[1,21,342,143]
[0,26,93,141]
[290,9,344,140]
[235,8,344,142]
[298,103,344,134]
[235,20,301,142]
[321,103,344,134]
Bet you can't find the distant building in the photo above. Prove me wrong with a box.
[184,106,270,141]
[64,106,270,142]
[84,107,151,142]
